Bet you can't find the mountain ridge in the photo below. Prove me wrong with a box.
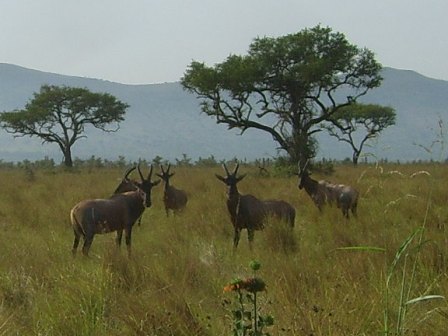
[1,63,447,163]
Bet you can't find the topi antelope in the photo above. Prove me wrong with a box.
[216,163,295,250]
[156,164,188,216]
[113,165,138,194]
[113,165,146,226]
[70,164,160,256]
[297,161,359,218]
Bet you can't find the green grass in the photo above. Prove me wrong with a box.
[0,163,447,335]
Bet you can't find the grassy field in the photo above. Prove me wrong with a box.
[0,162,447,335]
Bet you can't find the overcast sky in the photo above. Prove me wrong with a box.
[1,0,447,84]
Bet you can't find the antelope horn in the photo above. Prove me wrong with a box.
[148,164,154,180]
[301,159,310,175]
[167,163,171,174]
[159,164,165,174]
[222,163,230,176]
[137,163,145,181]
[234,163,240,175]
[124,166,136,180]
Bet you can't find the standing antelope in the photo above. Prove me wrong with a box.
[70,164,160,256]
[156,164,188,216]
[216,163,295,250]
[297,161,359,218]
[113,165,138,194]
[113,165,145,226]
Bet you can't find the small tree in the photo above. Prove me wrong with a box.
[181,25,382,167]
[0,85,129,167]
[323,103,396,165]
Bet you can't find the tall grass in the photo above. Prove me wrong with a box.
[0,163,447,335]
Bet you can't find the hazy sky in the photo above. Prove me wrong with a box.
[1,0,447,84]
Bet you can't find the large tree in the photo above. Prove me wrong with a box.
[0,85,129,167]
[181,25,383,167]
[323,103,396,165]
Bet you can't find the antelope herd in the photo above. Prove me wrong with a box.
[70,160,359,255]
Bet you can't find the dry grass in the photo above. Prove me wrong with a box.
[0,163,447,335]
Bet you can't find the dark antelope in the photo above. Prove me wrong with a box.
[70,164,160,256]
[113,165,138,194]
[216,163,295,250]
[156,164,188,216]
[297,161,359,218]
[113,165,145,225]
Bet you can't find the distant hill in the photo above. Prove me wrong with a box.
[0,63,447,163]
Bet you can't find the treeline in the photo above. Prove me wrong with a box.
[0,154,445,173]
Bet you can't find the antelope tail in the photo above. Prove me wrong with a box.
[70,207,87,236]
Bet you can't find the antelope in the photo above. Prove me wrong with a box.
[156,164,188,216]
[70,164,160,256]
[113,166,138,194]
[297,161,359,218]
[113,165,145,226]
[216,163,295,250]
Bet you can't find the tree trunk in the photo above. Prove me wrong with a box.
[290,129,317,168]
[352,151,360,166]
[63,146,73,167]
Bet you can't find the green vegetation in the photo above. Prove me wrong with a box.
[181,25,384,165]
[0,162,447,335]
[323,103,397,165]
[0,85,129,168]
[223,260,274,335]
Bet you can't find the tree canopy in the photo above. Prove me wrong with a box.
[323,103,396,165]
[181,25,383,166]
[0,85,129,167]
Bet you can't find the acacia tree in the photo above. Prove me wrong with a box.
[181,25,383,167]
[0,85,129,167]
[323,103,396,165]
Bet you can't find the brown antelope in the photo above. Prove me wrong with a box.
[297,161,359,218]
[113,165,145,225]
[70,164,160,256]
[113,166,138,194]
[216,163,295,250]
[156,164,188,216]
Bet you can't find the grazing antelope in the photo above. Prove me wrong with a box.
[216,163,295,250]
[156,164,188,216]
[297,161,359,218]
[70,164,160,256]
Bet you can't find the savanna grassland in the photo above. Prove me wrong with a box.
[0,162,447,335]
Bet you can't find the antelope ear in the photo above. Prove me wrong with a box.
[215,174,226,183]
[152,179,161,186]
[169,173,175,178]
[155,173,163,179]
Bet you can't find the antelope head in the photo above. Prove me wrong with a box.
[135,164,160,207]
[156,164,175,184]
[298,159,311,190]
[215,163,246,195]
